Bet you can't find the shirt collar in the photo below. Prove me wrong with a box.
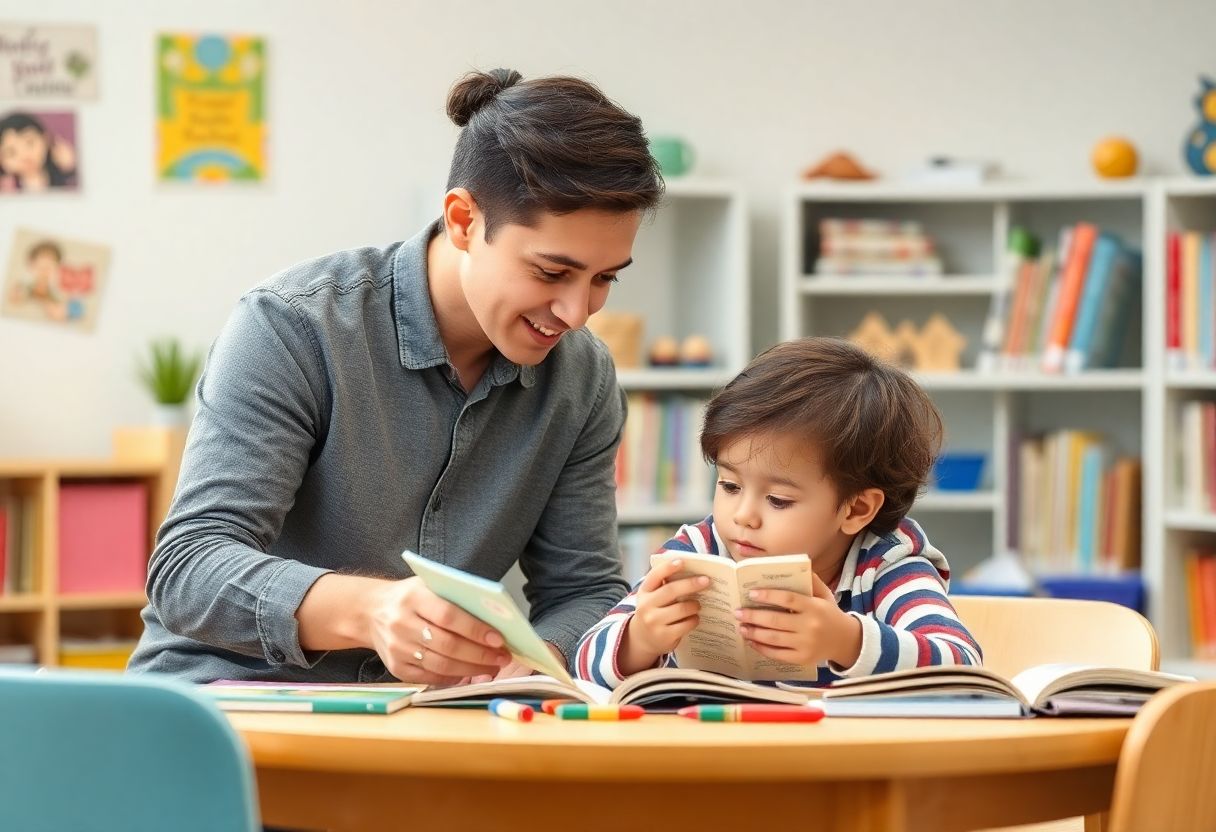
[832,533,867,599]
[391,218,536,389]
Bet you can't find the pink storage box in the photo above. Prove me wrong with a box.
[58,483,148,593]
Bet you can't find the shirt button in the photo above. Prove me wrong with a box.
[270,649,286,663]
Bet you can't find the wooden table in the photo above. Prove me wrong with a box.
[228,708,1130,832]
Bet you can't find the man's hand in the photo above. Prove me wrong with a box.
[366,577,512,685]
[734,573,862,668]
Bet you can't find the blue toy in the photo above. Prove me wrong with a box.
[1184,76,1216,176]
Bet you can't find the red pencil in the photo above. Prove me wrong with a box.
[677,704,825,723]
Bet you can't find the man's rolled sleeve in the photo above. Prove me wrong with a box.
[256,560,334,667]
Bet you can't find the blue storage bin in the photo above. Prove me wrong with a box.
[933,453,985,491]
[1038,573,1145,613]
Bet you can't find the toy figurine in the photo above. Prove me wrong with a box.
[1184,76,1216,176]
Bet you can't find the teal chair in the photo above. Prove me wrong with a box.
[0,667,260,831]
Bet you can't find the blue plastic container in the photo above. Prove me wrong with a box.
[1038,573,1145,613]
[933,453,986,491]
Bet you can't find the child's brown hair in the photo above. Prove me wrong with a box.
[701,336,943,536]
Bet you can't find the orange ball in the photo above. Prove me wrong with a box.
[1091,137,1138,178]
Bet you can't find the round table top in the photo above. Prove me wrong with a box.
[228,707,1132,783]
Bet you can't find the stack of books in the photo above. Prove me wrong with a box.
[814,219,942,277]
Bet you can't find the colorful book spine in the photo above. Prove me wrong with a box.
[1042,223,1097,373]
[1167,232,1184,371]
[1064,233,1122,373]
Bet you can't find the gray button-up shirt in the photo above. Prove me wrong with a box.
[128,220,629,683]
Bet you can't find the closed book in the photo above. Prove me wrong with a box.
[1041,223,1097,373]
[205,682,419,714]
[1063,233,1122,373]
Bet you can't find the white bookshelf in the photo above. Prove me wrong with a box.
[608,179,748,527]
[781,180,1173,653]
[1155,177,1216,675]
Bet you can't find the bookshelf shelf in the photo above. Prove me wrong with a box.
[1164,511,1216,533]
[617,504,710,526]
[0,594,47,613]
[56,592,148,610]
[615,368,735,391]
[1167,371,1216,389]
[799,276,996,296]
[911,370,1145,391]
[916,491,1000,512]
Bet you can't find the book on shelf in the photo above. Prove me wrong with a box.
[809,662,1195,718]
[410,665,812,709]
[1185,549,1216,659]
[204,682,420,714]
[649,550,817,681]
[1166,230,1216,371]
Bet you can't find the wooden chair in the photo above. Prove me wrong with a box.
[949,595,1161,832]
[1107,681,1216,832]
[949,595,1159,678]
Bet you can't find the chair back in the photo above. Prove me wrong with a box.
[1108,681,1216,832]
[949,595,1159,678]
[0,668,260,832]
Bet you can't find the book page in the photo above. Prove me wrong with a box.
[410,675,607,706]
[1011,662,1195,709]
[650,552,748,678]
[736,555,817,680]
[610,666,811,707]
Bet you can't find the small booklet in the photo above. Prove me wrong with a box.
[203,682,421,714]
[810,662,1195,718]
[401,550,574,685]
[411,666,812,709]
[649,550,817,681]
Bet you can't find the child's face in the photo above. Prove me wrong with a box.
[459,206,641,367]
[29,251,59,284]
[0,127,47,178]
[712,431,856,570]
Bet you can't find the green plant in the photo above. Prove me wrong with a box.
[137,338,202,405]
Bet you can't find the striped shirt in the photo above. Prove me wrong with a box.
[575,514,982,689]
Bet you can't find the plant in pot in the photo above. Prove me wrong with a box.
[137,338,202,426]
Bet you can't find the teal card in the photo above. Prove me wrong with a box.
[401,551,574,685]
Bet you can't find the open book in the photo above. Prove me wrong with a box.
[650,550,817,681]
[411,666,812,709]
[809,663,1195,718]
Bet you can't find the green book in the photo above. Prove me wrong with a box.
[401,550,575,685]
[203,683,419,714]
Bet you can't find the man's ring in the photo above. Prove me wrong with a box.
[412,648,425,662]
[421,625,434,643]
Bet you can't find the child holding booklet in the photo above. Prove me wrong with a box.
[576,336,982,688]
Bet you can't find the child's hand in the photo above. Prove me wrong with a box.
[618,558,709,675]
[735,573,862,669]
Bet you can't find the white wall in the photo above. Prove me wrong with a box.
[2,0,1213,456]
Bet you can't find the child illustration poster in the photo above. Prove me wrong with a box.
[156,33,266,183]
[2,228,110,331]
[0,24,99,99]
[0,110,79,193]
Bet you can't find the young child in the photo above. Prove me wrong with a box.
[576,336,981,688]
